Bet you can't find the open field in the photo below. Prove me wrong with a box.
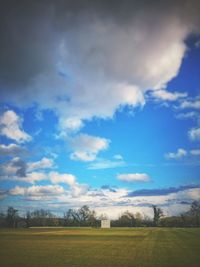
[0,227,200,267]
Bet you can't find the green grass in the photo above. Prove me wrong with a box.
[0,227,200,267]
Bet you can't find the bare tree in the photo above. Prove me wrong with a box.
[152,205,163,226]
[6,207,18,228]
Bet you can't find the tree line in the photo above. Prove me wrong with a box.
[0,201,199,228]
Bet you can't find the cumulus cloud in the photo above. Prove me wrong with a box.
[117,173,150,182]
[10,185,65,197]
[1,0,200,128]
[152,89,187,101]
[21,172,47,183]
[49,172,88,197]
[0,159,47,183]
[164,148,200,162]
[1,157,54,180]
[188,127,200,141]
[8,171,88,199]
[27,157,54,171]
[69,134,110,161]
[0,110,31,143]
[0,143,27,156]
[1,157,27,177]
[59,117,84,135]
[165,148,187,159]
[1,160,86,195]
[49,171,76,186]
[1,161,87,197]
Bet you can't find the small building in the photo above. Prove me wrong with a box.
[101,219,110,228]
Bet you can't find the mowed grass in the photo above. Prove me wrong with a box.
[0,227,200,267]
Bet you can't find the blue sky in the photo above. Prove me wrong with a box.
[0,0,200,218]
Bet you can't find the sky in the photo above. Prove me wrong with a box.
[0,0,200,219]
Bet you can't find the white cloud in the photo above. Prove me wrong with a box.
[164,148,200,159]
[69,134,110,161]
[27,157,54,171]
[175,111,199,120]
[1,157,55,181]
[1,157,26,177]
[10,184,65,197]
[0,143,27,156]
[117,173,150,182]
[9,171,88,199]
[165,148,187,159]
[1,158,86,193]
[190,149,200,155]
[188,127,200,141]
[56,186,200,218]
[48,172,88,197]
[180,99,200,109]
[185,188,200,200]
[71,184,88,198]
[49,171,76,186]
[0,110,32,143]
[152,89,187,101]
[1,168,47,184]
[6,180,200,219]
[87,158,126,170]
[23,172,47,183]
[49,171,88,197]
[59,117,84,136]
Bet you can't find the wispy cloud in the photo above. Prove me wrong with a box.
[165,148,187,159]
[117,173,150,182]
[175,111,199,120]
[87,158,126,170]
[152,89,187,101]
[179,99,200,109]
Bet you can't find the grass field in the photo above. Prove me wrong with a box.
[0,227,200,267]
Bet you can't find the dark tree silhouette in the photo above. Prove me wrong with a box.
[6,207,18,228]
[152,205,163,226]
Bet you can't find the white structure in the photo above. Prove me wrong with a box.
[101,219,110,228]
